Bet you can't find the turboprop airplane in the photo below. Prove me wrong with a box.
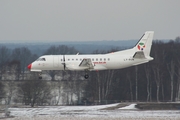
[27,31,154,79]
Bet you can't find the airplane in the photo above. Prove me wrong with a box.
[27,31,154,79]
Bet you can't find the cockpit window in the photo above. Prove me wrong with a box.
[36,58,46,61]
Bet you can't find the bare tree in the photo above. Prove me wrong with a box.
[167,60,175,101]
[86,49,118,104]
[0,82,5,101]
[4,81,17,105]
[135,66,138,101]
[102,70,115,100]
[94,70,115,104]
[7,60,21,80]
[18,73,52,107]
[64,71,84,105]
[126,72,133,101]
[11,47,32,80]
[175,61,180,101]
[153,66,162,102]
[151,41,166,102]
[96,71,101,103]
[0,46,10,80]
[177,68,180,101]
[144,64,152,102]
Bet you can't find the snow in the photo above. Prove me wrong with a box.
[8,103,119,117]
[119,103,137,110]
[2,103,180,120]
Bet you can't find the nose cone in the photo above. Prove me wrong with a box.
[27,64,32,70]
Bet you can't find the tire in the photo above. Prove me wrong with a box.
[84,74,89,79]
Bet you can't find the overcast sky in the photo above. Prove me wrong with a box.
[0,0,180,42]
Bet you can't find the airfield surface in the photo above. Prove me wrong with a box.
[1,103,180,120]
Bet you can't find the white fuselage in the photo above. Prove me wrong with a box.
[30,53,149,72]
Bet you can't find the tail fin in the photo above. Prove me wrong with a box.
[107,31,154,60]
[133,31,154,57]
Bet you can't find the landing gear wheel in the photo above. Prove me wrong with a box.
[84,74,89,79]
[39,73,42,79]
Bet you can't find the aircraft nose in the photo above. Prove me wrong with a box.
[27,64,32,70]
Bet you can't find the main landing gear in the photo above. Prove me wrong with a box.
[84,70,89,79]
[39,73,42,79]
[84,74,89,79]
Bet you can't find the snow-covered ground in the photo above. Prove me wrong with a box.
[2,103,180,120]
[119,103,137,110]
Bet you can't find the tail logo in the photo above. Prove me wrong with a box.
[137,42,145,50]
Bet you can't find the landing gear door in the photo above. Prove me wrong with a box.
[53,56,59,67]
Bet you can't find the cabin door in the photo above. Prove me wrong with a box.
[53,56,59,67]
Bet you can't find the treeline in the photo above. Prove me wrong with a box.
[0,45,78,80]
[0,80,86,107]
[86,37,180,103]
[0,37,180,106]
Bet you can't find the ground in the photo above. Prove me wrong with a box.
[1,103,180,120]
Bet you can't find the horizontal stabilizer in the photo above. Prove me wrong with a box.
[133,61,149,65]
[133,51,146,59]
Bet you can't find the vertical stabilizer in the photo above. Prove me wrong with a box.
[133,31,154,57]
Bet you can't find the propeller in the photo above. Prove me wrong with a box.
[63,55,66,70]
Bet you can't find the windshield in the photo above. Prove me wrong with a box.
[36,58,46,61]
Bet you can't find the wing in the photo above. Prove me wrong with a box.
[79,58,94,69]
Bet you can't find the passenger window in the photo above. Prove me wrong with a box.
[92,58,94,61]
[96,58,98,61]
[108,58,110,61]
[104,58,106,61]
[100,58,102,61]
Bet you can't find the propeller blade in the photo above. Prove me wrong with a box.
[63,55,66,70]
